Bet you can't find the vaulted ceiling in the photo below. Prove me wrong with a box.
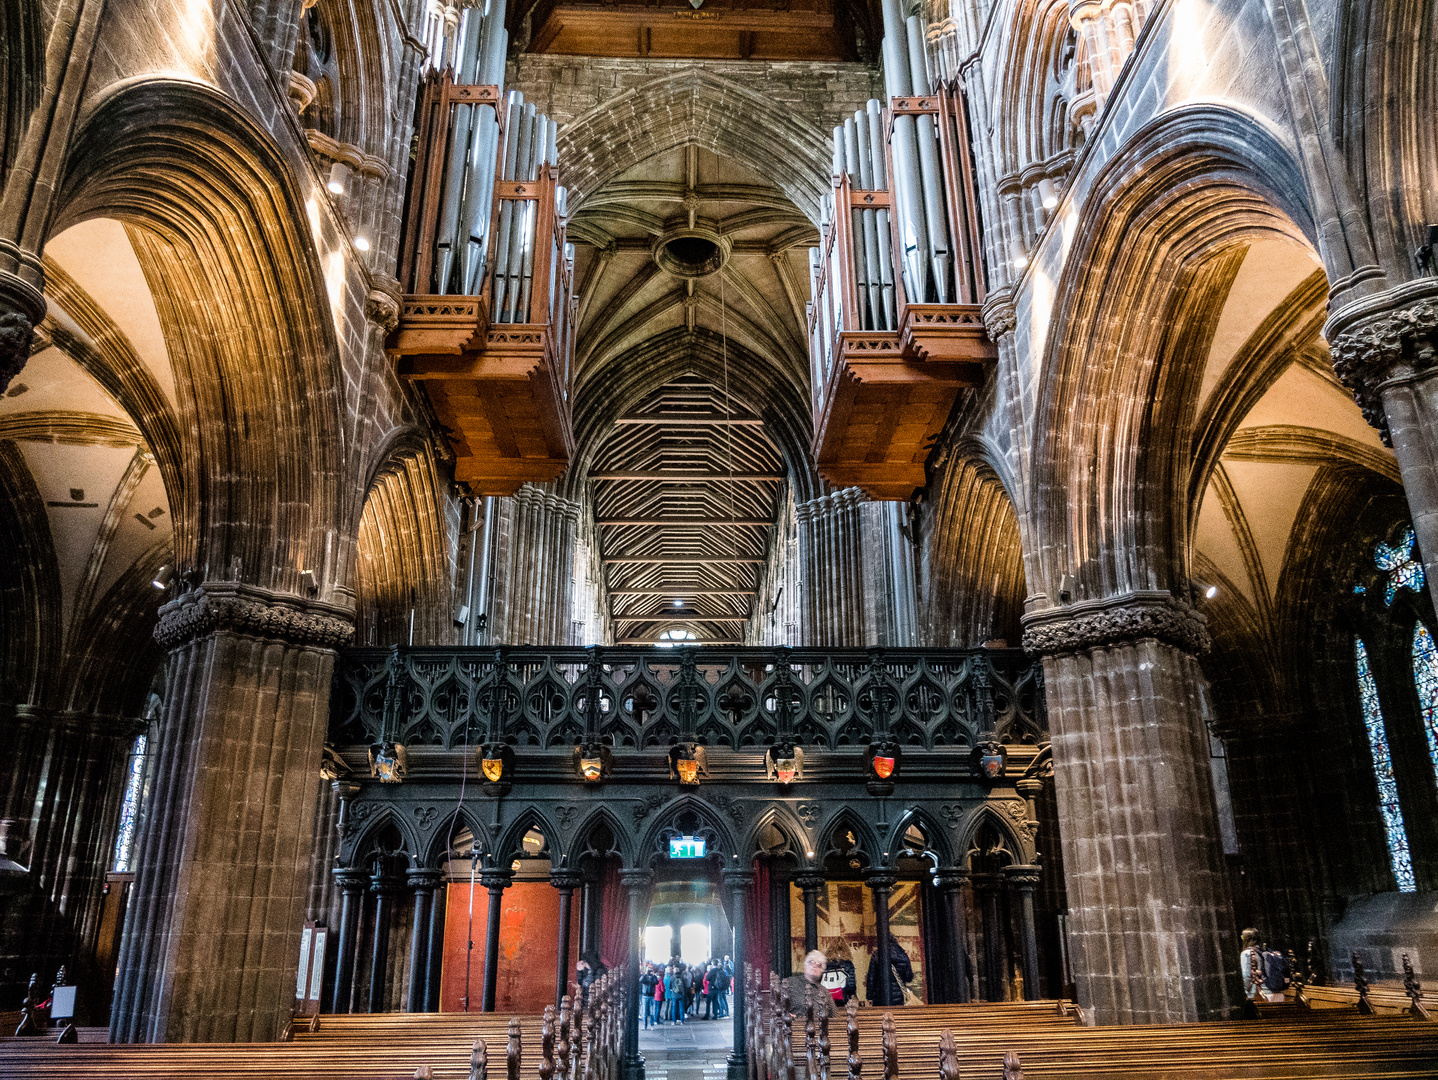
[568,144,817,644]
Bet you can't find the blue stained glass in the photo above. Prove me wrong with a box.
[1354,584,1367,594]
[1411,625,1438,790]
[112,734,147,873]
[1354,638,1416,892]
[1375,526,1425,606]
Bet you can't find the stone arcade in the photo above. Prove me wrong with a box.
[1,0,1437,1071]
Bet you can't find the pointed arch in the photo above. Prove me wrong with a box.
[741,803,811,868]
[885,807,955,868]
[557,68,831,221]
[925,437,1027,648]
[345,804,421,867]
[496,806,563,866]
[1030,105,1318,602]
[564,804,634,867]
[51,78,347,593]
[955,803,1030,868]
[817,806,880,868]
[356,438,456,647]
[635,794,740,868]
[424,806,493,868]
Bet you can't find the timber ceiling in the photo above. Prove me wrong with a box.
[593,376,781,645]
[520,0,868,62]
[569,145,816,645]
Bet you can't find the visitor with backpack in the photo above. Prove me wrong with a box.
[1239,928,1288,1012]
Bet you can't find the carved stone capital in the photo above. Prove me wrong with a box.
[1327,284,1438,446]
[480,868,514,891]
[792,871,826,892]
[721,867,755,892]
[0,270,47,395]
[981,293,1017,340]
[366,284,402,332]
[550,869,585,891]
[620,867,655,891]
[864,870,898,892]
[1003,864,1042,890]
[154,582,355,650]
[930,869,968,890]
[1021,591,1209,656]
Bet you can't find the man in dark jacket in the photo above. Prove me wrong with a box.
[782,949,838,1019]
[864,934,914,1006]
[640,965,660,1028]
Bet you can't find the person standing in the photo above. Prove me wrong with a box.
[782,949,838,1018]
[864,934,913,1006]
[640,965,660,1029]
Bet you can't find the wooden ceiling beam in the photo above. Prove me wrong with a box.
[603,556,766,564]
[607,589,757,596]
[597,518,772,526]
[590,472,783,481]
[612,416,766,426]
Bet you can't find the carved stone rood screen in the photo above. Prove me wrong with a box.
[331,645,1045,753]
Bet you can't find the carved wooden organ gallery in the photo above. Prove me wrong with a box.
[806,0,993,500]
[390,2,577,495]
[324,645,1056,1013]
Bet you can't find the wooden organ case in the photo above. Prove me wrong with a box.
[808,85,994,501]
[389,72,577,496]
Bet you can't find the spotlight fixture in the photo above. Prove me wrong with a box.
[326,161,351,196]
[299,569,318,594]
[151,565,174,591]
[1037,177,1058,210]
[353,235,371,252]
[1194,579,1218,600]
[673,598,684,608]
[1009,238,1028,269]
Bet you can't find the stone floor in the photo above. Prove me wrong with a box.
[638,999,734,1080]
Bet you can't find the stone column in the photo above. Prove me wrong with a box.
[932,870,970,1003]
[551,869,583,1012]
[865,870,896,1006]
[620,868,653,1080]
[480,867,512,1012]
[1005,866,1042,1001]
[1023,593,1235,1024]
[580,873,596,957]
[974,874,1004,1001]
[109,584,352,1042]
[1330,291,1438,615]
[793,871,824,953]
[406,869,441,1012]
[424,878,447,1011]
[0,0,112,394]
[368,870,397,1013]
[722,867,754,1080]
[330,868,367,1013]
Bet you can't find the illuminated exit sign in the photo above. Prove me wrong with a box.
[669,836,706,859]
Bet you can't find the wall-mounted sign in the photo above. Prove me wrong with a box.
[669,835,706,859]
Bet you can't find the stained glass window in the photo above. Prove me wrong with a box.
[112,734,147,873]
[1375,526,1425,605]
[1411,624,1438,788]
[1354,638,1416,892]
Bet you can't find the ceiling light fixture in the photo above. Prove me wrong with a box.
[1037,177,1058,209]
[327,161,351,196]
[353,235,371,252]
[151,565,174,591]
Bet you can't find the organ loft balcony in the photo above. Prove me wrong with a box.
[389,70,577,496]
[808,86,996,501]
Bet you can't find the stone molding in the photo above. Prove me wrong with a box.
[620,867,655,890]
[154,582,355,650]
[1327,282,1438,445]
[981,295,1017,340]
[1021,591,1209,656]
[0,269,47,395]
[1003,864,1042,889]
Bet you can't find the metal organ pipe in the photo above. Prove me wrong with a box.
[878,0,930,308]
[906,15,955,304]
[866,99,896,329]
[852,108,887,331]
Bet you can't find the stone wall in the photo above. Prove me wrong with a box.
[507,53,883,137]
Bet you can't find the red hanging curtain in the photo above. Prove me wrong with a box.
[745,856,772,989]
[599,857,630,971]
